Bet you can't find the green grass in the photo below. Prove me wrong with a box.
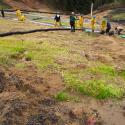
[55,91,70,101]
[88,63,125,80]
[88,63,116,76]
[55,91,79,102]
[0,32,125,100]
[118,70,125,79]
[15,63,26,68]
[0,39,69,69]
[63,64,125,99]
[109,9,125,21]
[111,13,125,20]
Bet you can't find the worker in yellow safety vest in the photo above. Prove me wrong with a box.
[16,9,22,21]
[100,18,107,34]
[75,15,79,28]
[91,16,96,32]
[20,15,26,22]
[79,15,84,29]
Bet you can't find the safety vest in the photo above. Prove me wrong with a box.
[20,15,26,21]
[79,16,83,25]
[91,18,96,25]
[16,10,22,17]
[101,19,107,30]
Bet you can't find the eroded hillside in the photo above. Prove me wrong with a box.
[3,0,50,10]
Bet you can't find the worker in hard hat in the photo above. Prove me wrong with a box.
[16,9,22,21]
[54,12,61,27]
[100,18,107,34]
[70,12,76,32]
[91,16,96,32]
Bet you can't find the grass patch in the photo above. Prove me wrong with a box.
[118,70,125,79]
[0,55,16,66]
[55,91,79,102]
[55,91,70,101]
[15,63,26,68]
[111,13,125,20]
[88,63,116,76]
[0,39,69,69]
[63,71,124,99]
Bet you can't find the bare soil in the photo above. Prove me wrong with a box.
[0,65,125,125]
[4,0,51,11]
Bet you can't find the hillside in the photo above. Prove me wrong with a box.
[1,0,124,13]
[0,13,125,124]
[2,0,50,11]
[0,1,125,125]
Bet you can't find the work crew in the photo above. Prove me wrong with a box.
[91,16,96,32]
[54,12,61,27]
[16,9,26,22]
[1,8,5,18]
[70,12,76,32]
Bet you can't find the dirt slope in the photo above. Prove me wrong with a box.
[0,11,125,125]
[0,29,125,125]
[3,0,50,11]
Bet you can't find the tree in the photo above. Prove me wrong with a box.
[42,0,122,14]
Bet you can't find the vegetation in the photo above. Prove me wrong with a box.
[55,91,70,101]
[63,70,124,99]
[43,0,125,13]
[0,35,125,100]
[0,0,11,9]
[0,17,125,100]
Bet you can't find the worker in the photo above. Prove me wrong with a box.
[75,15,79,28]
[79,14,84,30]
[100,18,107,34]
[70,12,76,32]
[54,12,61,27]
[106,21,111,34]
[115,26,124,35]
[91,16,96,32]
[1,8,5,18]
[16,9,22,20]
[19,15,26,22]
